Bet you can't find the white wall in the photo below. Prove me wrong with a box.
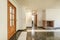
[26,9,32,27]
[0,0,7,40]
[16,6,22,30]
[37,10,43,27]
[19,7,26,30]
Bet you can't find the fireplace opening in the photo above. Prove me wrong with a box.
[47,21,54,27]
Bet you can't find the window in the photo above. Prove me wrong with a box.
[10,6,14,26]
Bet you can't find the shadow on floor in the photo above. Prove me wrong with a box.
[9,30,22,40]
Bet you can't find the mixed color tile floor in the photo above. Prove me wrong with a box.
[10,28,60,40]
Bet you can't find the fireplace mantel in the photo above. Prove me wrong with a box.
[42,20,54,28]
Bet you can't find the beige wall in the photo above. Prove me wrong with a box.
[0,0,7,40]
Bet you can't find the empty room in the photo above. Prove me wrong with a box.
[0,0,60,40]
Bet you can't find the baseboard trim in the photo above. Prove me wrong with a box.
[26,27,32,28]
[37,26,45,29]
[26,26,45,29]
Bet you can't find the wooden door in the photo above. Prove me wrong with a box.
[8,1,16,39]
[34,14,37,27]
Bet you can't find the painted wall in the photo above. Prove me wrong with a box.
[26,9,32,27]
[37,10,43,27]
[19,7,26,30]
[0,0,7,40]
[16,6,26,30]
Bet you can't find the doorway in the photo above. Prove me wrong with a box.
[34,14,37,27]
[8,1,16,39]
[32,10,37,28]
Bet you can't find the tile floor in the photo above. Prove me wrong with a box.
[17,31,60,40]
[10,28,60,40]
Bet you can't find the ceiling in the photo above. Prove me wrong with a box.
[16,0,60,10]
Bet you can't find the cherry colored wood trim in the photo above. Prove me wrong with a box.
[34,14,37,27]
